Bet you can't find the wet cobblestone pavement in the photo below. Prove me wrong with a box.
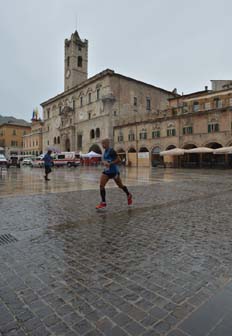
[1,167,232,335]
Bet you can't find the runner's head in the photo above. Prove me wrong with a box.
[102,138,110,149]
[47,150,52,154]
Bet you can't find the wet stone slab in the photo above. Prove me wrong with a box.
[1,168,232,335]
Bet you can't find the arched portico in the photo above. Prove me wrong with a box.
[138,147,150,167]
[182,144,198,168]
[151,146,163,167]
[116,148,126,164]
[128,147,137,167]
[205,142,222,149]
[166,145,176,150]
[89,144,102,154]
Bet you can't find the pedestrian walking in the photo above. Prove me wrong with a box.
[96,139,132,209]
[43,150,53,181]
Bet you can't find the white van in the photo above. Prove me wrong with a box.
[53,152,80,167]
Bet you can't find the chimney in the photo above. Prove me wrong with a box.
[205,86,208,91]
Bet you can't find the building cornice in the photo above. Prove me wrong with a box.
[41,69,178,107]
[113,106,231,129]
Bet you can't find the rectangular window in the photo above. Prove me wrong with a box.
[134,97,137,106]
[80,96,83,107]
[88,93,91,104]
[73,100,75,110]
[118,135,124,142]
[208,123,219,133]
[152,130,160,138]
[128,134,135,141]
[167,129,176,136]
[229,98,232,106]
[214,99,222,108]
[172,108,177,116]
[204,102,211,110]
[146,98,151,110]
[47,108,50,119]
[59,106,62,114]
[97,89,100,100]
[193,102,199,112]
[12,129,16,136]
[182,103,188,113]
[11,141,18,147]
[183,126,193,135]
[139,132,147,140]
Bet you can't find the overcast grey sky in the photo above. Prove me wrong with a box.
[0,0,231,121]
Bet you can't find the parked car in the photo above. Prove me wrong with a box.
[0,154,7,168]
[31,157,44,168]
[7,156,20,168]
[22,158,33,166]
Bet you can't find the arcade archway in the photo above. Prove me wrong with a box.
[117,148,126,164]
[128,147,137,167]
[89,144,102,154]
[151,147,163,167]
[182,144,198,168]
[204,142,225,168]
[138,147,150,167]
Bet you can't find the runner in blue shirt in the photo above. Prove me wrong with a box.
[96,139,132,209]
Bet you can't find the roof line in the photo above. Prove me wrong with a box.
[41,69,178,106]
[113,72,177,95]
[0,123,31,127]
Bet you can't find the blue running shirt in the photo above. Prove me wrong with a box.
[103,148,119,174]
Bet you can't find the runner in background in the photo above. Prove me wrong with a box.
[43,150,53,181]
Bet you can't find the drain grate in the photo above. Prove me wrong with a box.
[0,234,18,246]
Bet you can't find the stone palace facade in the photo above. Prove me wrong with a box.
[41,31,176,154]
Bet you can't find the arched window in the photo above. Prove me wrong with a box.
[78,56,82,67]
[90,129,95,139]
[54,137,56,145]
[57,136,60,144]
[96,128,100,138]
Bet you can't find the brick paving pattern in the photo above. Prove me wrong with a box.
[0,168,232,335]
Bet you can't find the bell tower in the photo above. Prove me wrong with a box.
[64,31,88,91]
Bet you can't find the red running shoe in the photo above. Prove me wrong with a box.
[96,202,107,209]
[127,193,133,205]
